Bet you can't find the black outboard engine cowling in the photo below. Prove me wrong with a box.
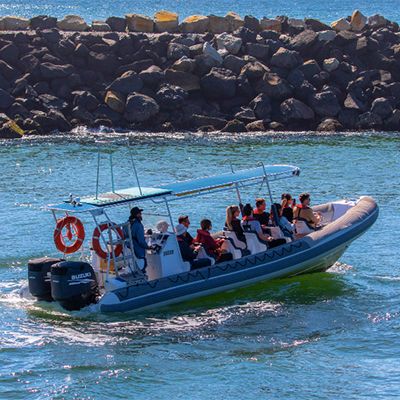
[28,257,64,301]
[51,261,98,311]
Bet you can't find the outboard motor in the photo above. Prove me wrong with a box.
[28,257,64,301]
[51,261,98,311]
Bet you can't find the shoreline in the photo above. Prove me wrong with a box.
[1,10,400,138]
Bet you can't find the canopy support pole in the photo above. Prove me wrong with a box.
[95,152,100,200]
[164,197,174,229]
[128,141,143,196]
[110,154,115,193]
[258,161,280,227]
[230,163,242,205]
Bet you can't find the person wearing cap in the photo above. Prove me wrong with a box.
[126,206,150,270]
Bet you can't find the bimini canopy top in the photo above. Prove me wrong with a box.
[47,164,300,213]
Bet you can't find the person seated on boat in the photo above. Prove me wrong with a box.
[241,204,286,248]
[126,206,151,271]
[253,198,270,227]
[281,193,294,223]
[270,203,294,236]
[176,224,210,269]
[177,215,194,245]
[293,192,321,229]
[156,220,170,234]
[225,205,246,243]
[195,219,232,262]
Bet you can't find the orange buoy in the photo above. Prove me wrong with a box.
[92,222,124,259]
[54,216,85,254]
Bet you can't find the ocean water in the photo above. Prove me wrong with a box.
[0,0,399,24]
[0,131,399,399]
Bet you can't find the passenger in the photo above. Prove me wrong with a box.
[225,205,246,243]
[270,203,294,235]
[178,215,194,245]
[156,220,170,233]
[241,204,286,248]
[195,219,231,262]
[176,224,199,263]
[281,193,294,222]
[293,192,321,229]
[253,198,270,227]
[126,206,151,271]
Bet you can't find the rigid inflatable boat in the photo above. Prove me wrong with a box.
[27,160,378,313]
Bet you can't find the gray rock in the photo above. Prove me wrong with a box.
[244,15,261,32]
[73,91,99,112]
[164,69,200,92]
[280,98,315,120]
[172,56,196,73]
[202,42,223,64]
[201,67,237,99]
[317,30,336,42]
[40,62,74,79]
[107,71,143,95]
[0,88,14,109]
[106,16,126,32]
[156,84,188,110]
[297,60,321,80]
[223,55,246,74]
[39,94,68,110]
[255,72,292,100]
[310,90,341,116]
[246,43,269,60]
[371,97,393,118]
[323,58,340,72]
[290,30,318,53]
[139,65,164,88]
[250,93,272,119]
[317,118,343,131]
[167,43,190,61]
[240,61,269,80]
[216,33,242,55]
[270,47,302,69]
[367,14,387,29]
[246,120,266,131]
[305,18,332,32]
[124,93,159,122]
[30,15,57,29]
[344,92,367,111]
[192,114,228,129]
[357,111,382,129]
[221,119,247,132]
[0,43,19,66]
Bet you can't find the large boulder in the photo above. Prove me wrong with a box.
[331,18,351,31]
[367,14,387,29]
[172,56,196,73]
[221,119,247,132]
[244,15,260,32]
[255,72,292,100]
[208,14,230,33]
[270,47,302,69]
[154,10,178,32]
[246,43,269,60]
[317,118,343,131]
[0,16,29,30]
[203,42,223,65]
[0,88,14,109]
[225,11,243,31]
[0,43,19,65]
[350,10,367,31]
[297,60,321,80]
[216,33,242,55]
[139,65,165,88]
[290,30,318,53]
[371,97,393,118]
[57,15,89,31]
[40,62,74,79]
[260,18,281,32]
[318,30,336,42]
[126,14,154,32]
[106,16,126,31]
[30,15,57,29]
[167,42,190,61]
[179,15,209,33]
[107,71,143,95]
[223,55,246,75]
[124,93,159,122]
[91,20,111,31]
[250,93,271,119]
[280,98,315,120]
[201,67,236,99]
[305,18,332,32]
[323,57,340,72]
[309,90,341,117]
[73,91,99,112]
[156,84,188,110]
[105,90,125,113]
[165,69,200,91]
[357,111,382,129]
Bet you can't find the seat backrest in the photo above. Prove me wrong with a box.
[224,230,246,250]
[243,232,267,255]
[196,247,215,266]
[220,238,242,260]
[294,220,314,235]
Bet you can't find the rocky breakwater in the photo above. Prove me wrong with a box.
[1,10,400,138]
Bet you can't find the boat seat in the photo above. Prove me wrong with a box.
[196,247,215,266]
[223,230,246,250]
[220,237,242,260]
[243,231,267,255]
[294,220,315,236]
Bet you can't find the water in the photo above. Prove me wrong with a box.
[0,131,399,399]
[0,0,400,24]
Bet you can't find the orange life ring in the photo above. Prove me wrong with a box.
[92,222,124,259]
[54,216,85,254]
